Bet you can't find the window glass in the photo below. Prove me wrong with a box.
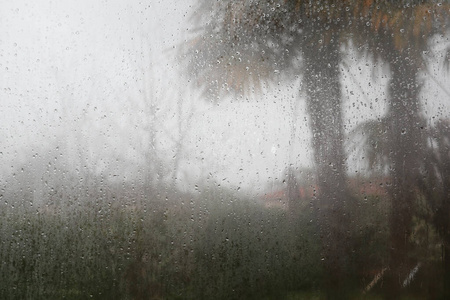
[1,1,449,299]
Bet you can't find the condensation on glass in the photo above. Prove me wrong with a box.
[0,1,449,299]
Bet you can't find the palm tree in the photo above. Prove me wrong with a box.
[424,119,450,297]
[186,0,450,296]
[351,2,450,295]
[186,1,359,296]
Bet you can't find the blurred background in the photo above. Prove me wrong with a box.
[1,0,449,299]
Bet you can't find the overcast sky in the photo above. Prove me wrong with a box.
[1,0,449,193]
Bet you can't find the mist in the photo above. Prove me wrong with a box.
[1,0,450,299]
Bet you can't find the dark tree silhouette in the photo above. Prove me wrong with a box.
[186,0,450,297]
[185,1,363,296]
[352,2,450,295]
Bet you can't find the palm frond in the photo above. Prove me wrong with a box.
[183,0,357,98]
[184,0,450,99]
[352,1,450,65]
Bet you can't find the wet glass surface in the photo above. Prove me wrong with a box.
[1,1,449,299]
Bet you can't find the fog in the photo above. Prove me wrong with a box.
[1,0,449,192]
[1,1,450,298]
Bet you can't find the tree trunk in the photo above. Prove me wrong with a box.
[384,49,426,298]
[440,127,450,299]
[303,33,350,298]
[432,120,450,298]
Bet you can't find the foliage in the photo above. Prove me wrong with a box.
[0,175,419,299]
[186,0,450,97]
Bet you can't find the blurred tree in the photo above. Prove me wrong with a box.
[352,2,450,295]
[422,119,450,297]
[185,1,364,296]
[128,36,200,192]
[186,0,449,296]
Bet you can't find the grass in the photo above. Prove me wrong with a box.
[0,183,445,299]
